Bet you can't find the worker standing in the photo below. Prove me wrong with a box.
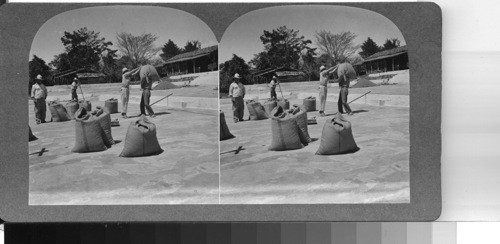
[269,75,278,100]
[336,62,357,116]
[229,73,246,123]
[71,77,80,102]
[318,65,338,117]
[120,67,132,118]
[31,74,47,124]
[139,67,156,118]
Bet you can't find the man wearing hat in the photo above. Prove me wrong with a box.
[318,65,338,116]
[269,75,279,100]
[228,73,246,123]
[120,67,134,118]
[336,62,357,116]
[71,77,80,102]
[31,74,48,124]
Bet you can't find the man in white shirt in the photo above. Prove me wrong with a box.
[228,73,246,123]
[31,74,47,124]
[318,65,338,116]
[269,75,278,100]
[71,77,80,102]
[120,67,141,118]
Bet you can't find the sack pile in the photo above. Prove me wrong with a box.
[303,96,316,112]
[29,126,38,141]
[220,111,235,140]
[268,106,303,151]
[263,99,277,116]
[78,100,92,112]
[72,107,107,153]
[91,106,115,147]
[316,113,359,155]
[120,116,163,157]
[287,105,312,145]
[246,100,268,120]
[48,101,70,122]
[277,98,290,110]
[65,100,79,120]
[104,98,118,114]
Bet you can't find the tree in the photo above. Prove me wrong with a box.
[116,32,160,68]
[315,30,359,64]
[100,50,121,83]
[382,38,401,50]
[60,27,112,71]
[251,26,315,70]
[359,37,381,58]
[160,39,181,61]
[183,40,201,53]
[49,53,72,72]
[29,55,51,91]
[219,54,251,93]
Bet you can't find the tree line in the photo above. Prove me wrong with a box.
[29,27,202,85]
[219,25,401,93]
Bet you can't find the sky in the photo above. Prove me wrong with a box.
[219,5,406,63]
[29,5,218,63]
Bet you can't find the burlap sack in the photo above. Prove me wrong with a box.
[288,105,312,145]
[72,107,107,153]
[220,110,235,140]
[316,113,359,155]
[303,96,316,112]
[268,106,303,151]
[263,99,277,116]
[277,98,290,110]
[120,116,163,157]
[92,106,114,147]
[104,98,119,114]
[65,100,79,120]
[29,126,38,141]
[246,99,269,120]
[78,100,92,112]
[48,101,70,122]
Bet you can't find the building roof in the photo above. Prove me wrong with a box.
[364,45,408,62]
[76,73,105,79]
[253,67,302,77]
[164,45,218,64]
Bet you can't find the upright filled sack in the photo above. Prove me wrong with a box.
[246,100,269,120]
[48,101,71,122]
[29,126,38,141]
[220,111,235,140]
[65,100,79,120]
[78,100,92,112]
[316,113,359,155]
[303,96,316,112]
[263,99,277,116]
[72,107,107,153]
[288,105,312,145]
[268,106,303,151]
[104,98,119,114]
[120,116,163,157]
[277,98,290,110]
[91,106,114,147]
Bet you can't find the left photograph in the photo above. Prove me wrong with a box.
[28,6,219,205]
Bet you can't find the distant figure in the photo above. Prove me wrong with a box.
[31,74,47,124]
[229,73,246,123]
[336,62,357,116]
[269,75,279,100]
[71,77,80,101]
[120,67,132,118]
[139,66,156,118]
[318,65,338,116]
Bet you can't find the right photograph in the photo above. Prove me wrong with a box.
[219,5,410,204]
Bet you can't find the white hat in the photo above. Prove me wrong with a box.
[74,77,79,81]
[320,65,326,71]
[36,74,43,80]
[122,67,128,72]
[272,76,277,79]
[233,73,241,79]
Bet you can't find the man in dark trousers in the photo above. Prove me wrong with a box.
[269,75,278,100]
[31,74,48,124]
[336,62,357,116]
[139,67,156,118]
[71,77,80,101]
[228,73,246,123]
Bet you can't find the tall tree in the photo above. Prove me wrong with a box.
[359,37,381,58]
[100,50,121,83]
[249,51,272,71]
[116,32,160,68]
[29,55,51,83]
[315,30,359,64]
[183,40,201,53]
[60,27,112,71]
[251,26,315,70]
[219,54,251,92]
[382,38,401,50]
[160,39,181,61]
[49,53,72,72]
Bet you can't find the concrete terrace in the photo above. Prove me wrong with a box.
[29,86,219,205]
[219,82,410,204]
